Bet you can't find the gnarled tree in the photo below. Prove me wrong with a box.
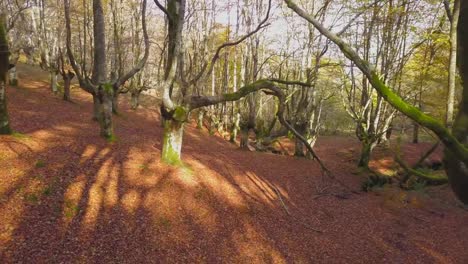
[64,0,149,139]
[285,0,468,204]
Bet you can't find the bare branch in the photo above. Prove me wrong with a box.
[284,0,468,162]
[115,0,150,88]
[444,0,453,22]
[153,0,171,19]
[189,0,273,85]
[64,0,92,93]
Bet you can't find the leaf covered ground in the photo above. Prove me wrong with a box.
[1,65,468,263]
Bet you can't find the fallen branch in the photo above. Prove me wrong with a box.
[395,153,448,185]
[413,141,440,169]
[272,184,323,233]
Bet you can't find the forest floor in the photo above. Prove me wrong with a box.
[1,64,468,263]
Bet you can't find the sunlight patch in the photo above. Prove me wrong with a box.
[80,145,97,163]
[121,189,141,214]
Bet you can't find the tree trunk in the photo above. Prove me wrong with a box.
[130,90,140,110]
[9,65,17,86]
[112,92,119,114]
[63,74,72,101]
[97,86,114,139]
[0,80,11,134]
[161,118,184,165]
[197,109,204,129]
[0,15,11,134]
[92,94,100,121]
[443,0,468,204]
[446,0,460,129]
[294,123,307,157]
[358,140,376,168]
[240,124,249,149]
[230,112,240,143]
[50,72,58,94]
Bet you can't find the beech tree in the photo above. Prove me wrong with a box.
[64,0,149,139]
[285,0,468,204]
[154,0,271,164]
[0,14,12,134]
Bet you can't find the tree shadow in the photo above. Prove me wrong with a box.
[1,65,468,263]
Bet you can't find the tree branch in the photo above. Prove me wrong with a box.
[153,0,171,19]
[64,0,92,93]
[444,0,453,22]
[115,0,149,89]
[189,0,272,85]
[284,0,468,163]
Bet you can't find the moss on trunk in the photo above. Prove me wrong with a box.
[161,119,184,165]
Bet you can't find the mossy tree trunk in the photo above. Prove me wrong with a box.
[64,0,149,139]
[0,14,11,135]
[284,0,468,203]
[162,118,184,165]
[358,140,377,168]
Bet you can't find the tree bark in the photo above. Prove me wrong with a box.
[50,72,58,94]
[197,109,204,129]
[0,14,11,134]
[92,94,100,121]
[112,92,119,114]
[443,0,468,204]
[131,90,140,110]
[230,112,240,143]
[96,85,114,139]
[358,140,376,168]
[161,118,184,165]
[294,122,307,157]
[240,124,249,149]
[8,65,17,86]
[446,0,460,129]
[63,74,72,101]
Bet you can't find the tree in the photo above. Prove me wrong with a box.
[154,0,272,164]
[444,0,460,129]
[285,0,468,204]
[0,13,12,135]
[64,0,149,139]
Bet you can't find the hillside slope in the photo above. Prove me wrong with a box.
[1,65,468,263]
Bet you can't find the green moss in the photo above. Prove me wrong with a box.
[102,83,114,95]
[0,15,7,44]
[12,131,29,140]
[105,133,118,143]
[35,160,46,168]
[24,193,39,204]
[173,106,188,122]
[9,79,18,86]
[161,120,183,166]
